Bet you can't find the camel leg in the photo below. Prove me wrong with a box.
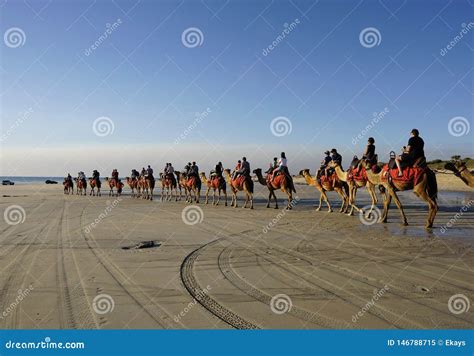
[266,191,271,208]
[335,188,346,213]
[380,190,392,223]
[389,190,408,226]
[224,190,228,206]
[415,184,438,228]
[233,192,238,208]
[250,193,254,209]
[366,184,377,218]
[273,190,279,209]
[205,187,210,204]
[286,190,292,210]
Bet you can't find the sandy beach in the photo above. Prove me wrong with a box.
[0,178,472,330]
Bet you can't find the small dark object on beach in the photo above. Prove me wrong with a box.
[122,241,160,250]
[2,180,14,185]
[45,180,58,184]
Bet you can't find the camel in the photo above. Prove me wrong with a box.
[138,175,155,200]
[200,172,227,206]
[105,177,122,197]
[363,160,438,228]
[175,171,187,201]
[89,178,101,196]
[183,174,201,203]
[160,173,179,201]
[74,178,87,196]
[299,169,349,213]
[63,179,74,195]
[444,161,474,188]
[253,168,295,209]
[224,169,254,209]
[328,160,380,217]
[126,177,139,197]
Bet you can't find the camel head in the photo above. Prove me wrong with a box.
[299,169,310,176]
[253,168,262,175]
[328,160,339,168]
[444,162,458,172]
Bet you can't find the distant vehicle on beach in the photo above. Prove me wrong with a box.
[45,180,58,184]
[2,180,14,185]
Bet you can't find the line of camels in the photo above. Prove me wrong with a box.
[64,159,473,229]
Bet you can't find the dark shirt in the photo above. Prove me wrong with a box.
[364,144,375,160]
[331,153,342,165]
[408,136,424,160]
[215,165,223,175]
[93,172,99,179]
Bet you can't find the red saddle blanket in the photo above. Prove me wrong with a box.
[232,176,246,187]
[319,172,336,186]
[381,165,425,185]
[266,174,284,186]
[186,177,197,187]
[347,167,367,182]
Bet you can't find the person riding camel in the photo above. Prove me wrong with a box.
[212,162,223,178]
[232,160,242,179]
[131,169,139,179]
[166,163,176,185]
[146,165,154,178]
[271,152,288,180]
[140,167,146,177]
[78,171,86,185]
[317,151,331,178]
[92,170,100,186]
[237,157,250,178]
[355,137,376,172]
[266,157,278,174]
[111,169,119,182]
[189,162,199,178]
[395,128,425,177]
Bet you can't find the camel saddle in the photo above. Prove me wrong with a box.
[319,172,336,186]
[347,167,368,182]
[381,165,425,185]
[233,175,249,187]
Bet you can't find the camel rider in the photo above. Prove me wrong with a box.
[140,167,146,177]
[271,152,288,180]
[146,165,154,178]
[78,171,86,185]
[112,169,119,182]
[237,157,250,178]
[231,160,241,179]
[326,149,342,177]
[92,170,100,186]
[163,163,169,175]
[317,151,331,178]
[189,162,199,178]
[215,162,223,178]
[395,129,425,177]
[131,169,139,179]
[66,173,73,185]
[167,163,176,184]
[356,137,376,172]
[266,157,278,174]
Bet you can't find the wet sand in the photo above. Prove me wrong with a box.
[0,182,473,329]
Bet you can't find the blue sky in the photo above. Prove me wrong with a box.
[1,0,472,175]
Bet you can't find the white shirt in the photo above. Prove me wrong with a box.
[279,158,287,167]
